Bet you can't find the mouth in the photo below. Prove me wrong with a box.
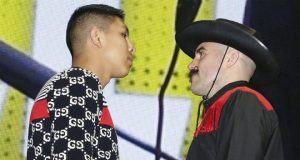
[127,56,133,65]
[189,68,199,82]
[189,74,194,83]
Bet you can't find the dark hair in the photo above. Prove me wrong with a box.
[66,4,124,55]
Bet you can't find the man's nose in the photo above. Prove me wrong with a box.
[127,39,135,55]
[188,59,197,70]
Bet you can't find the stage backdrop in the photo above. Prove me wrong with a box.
[2,0,298,160]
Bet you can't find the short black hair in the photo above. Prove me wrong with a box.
[66,4,124,55]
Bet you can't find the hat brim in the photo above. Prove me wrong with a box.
[175,20,280,85]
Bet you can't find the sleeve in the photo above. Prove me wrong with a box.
[48,74,102,159]
[216,91,282,160]
[264,116,284,160]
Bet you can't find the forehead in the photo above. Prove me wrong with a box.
[109,17,128,31]
[196,42,225,50]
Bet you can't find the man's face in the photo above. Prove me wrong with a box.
[188,42,226,96]
[101,17,134,78]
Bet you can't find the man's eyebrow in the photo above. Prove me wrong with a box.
[124,25,129,36]
[196,46,206,52]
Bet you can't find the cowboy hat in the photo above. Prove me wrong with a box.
[175,18,279,85]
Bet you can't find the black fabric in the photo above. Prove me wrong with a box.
[27,67,119,160]
[244,1,300,159]
[187,81,284,160]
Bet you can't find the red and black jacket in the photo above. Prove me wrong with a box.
[187,81,284,160]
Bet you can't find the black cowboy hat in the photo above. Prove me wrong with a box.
[175,18,279,85]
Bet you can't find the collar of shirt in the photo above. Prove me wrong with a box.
[203,81,250,109]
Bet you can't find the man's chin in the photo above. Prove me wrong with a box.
[114,70,130,78]
[191,87,201,96]
[191,85,207,96]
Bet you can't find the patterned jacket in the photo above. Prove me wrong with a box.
[27,67,119,160]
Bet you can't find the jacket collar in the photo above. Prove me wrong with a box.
[203,81,250,109]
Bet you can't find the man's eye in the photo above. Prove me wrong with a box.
[200,51,207,56]
[196,50,204,56]
[121,33,128,38]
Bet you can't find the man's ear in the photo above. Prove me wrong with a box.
[226,48,239,67]
[90,26,105,48]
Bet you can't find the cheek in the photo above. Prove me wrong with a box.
[112,36,127,46]
[197,61,207,74]
[106,42,125,56]
[198,61,215,80]
[107,35,126,47]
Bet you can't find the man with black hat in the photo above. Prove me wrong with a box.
[176,19,284,160]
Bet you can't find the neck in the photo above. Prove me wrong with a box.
[72,55,110,88]
[205,80,224,99]
[206,74,250,99]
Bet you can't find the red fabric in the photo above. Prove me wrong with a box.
[194,86,274,137]
[240,87,273,111]
[99,106,114,128]
[30,99,49,123]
